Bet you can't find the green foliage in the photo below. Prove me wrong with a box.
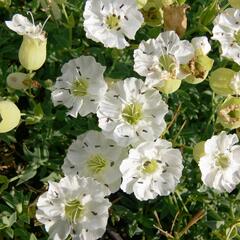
[0,0,240,239]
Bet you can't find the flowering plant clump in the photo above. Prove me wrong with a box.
[3,1,240,240]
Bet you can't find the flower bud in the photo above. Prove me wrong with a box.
[183,55,214,84]
[229,0,240,9]
[209,68,236,96]
[158,78,181,94]
[193,141,205,162]
[18,35,47,71]
[0,0,11,8]
[0,100,21,133]
[217,96,240,129]
[7,72,30,90]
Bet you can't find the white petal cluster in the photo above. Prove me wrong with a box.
[83,0,144,49]
[97,77,168,146]
[212,8,240,65]
[199,131,240,192]
[120,139,183,201]
[5,13,46,41]
[134,31,194,88]
[51,56,107,118]
[62,130,128,193]
[191,36,211,55]
[36,176,111,240]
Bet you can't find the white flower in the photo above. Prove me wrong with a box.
[5,13,47,41]
[191,36,211,55]
[120,139,183,201]
[5,13,48,71]
[36,176,111,240]
[212,8,240,65]
[133,31,194,88]
[62,130,128,193]
[83,0,144,49]
[230,72,240,95]
[51,56,107,118]
[97,77,168,147]
[199,131,240,192]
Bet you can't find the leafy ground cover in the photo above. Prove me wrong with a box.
[1,0,240,239]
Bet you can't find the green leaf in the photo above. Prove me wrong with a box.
[5,227,14,238]
[29,233,38,240]
[8,212,17,227]
[0,175,9,194]
[25,103,44,125]
[199,0,219,26]
[17,168,37,186]
[128,220,142,238]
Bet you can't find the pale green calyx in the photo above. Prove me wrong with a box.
[136,0,148,9]
[65,199,84,223]
[88,154,107,174]
[215,153,229,169]
[156,54,180,93]
[209,68,236,96]
[183,55,214,84]
[142,160,158,174]
[193,141,205,162]
[122,103,143,125]
[71,79,88,97]
[158,78,181,94]
[159,54,177,77]
[218,96,240,129]
[105,14,120,29]
[229,0,240,9]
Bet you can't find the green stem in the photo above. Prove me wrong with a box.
[62,3,72,47]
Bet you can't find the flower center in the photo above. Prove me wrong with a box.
[159,55,177,77]
[71,79,88,97]
[215,153,229,169]
[219,104,240,124]
[142,160,158,174]
[65,199,83,224]
[88,154,107,174]
[234,30,240,45]
[105,14,120,29]
[122,103,143,125]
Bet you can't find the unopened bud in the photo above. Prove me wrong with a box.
[209,68,236,96]
[0,100,21,133]
[19,35,47,71]
[218,96,240,129]
[7,72,30,90]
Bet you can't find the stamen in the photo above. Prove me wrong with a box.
[27,11,35,26]
[41,15,51,32]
